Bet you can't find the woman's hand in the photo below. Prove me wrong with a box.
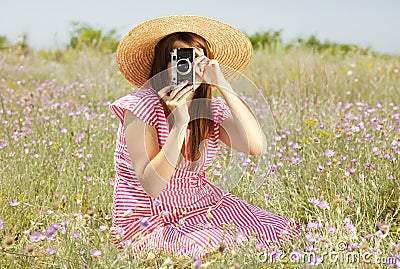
[193,48,227,86]
[158,80,194,127]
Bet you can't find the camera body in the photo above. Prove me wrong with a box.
[170,48,195,87]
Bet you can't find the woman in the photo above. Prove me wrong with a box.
[109,15,300,259]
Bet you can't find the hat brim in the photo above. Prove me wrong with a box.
[116,15,253,88]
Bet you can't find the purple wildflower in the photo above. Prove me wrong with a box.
[75,133,85,143]
[309,197,320,205]
[139,217,150,229]
[392,243,400,251]
[30,232,43,243]
[325,149,335,157]
[344,223,355,232]
[347,243,358,251]
[90,250,101,257]
[0,218,4,230]
[317,201,330,209]
[73,232,80,238]
[326,226,336,234]
[193,258,202,268]
[269,249,282,261]
[343,217,351,224]
[162,210,170,217]
[307,222,321,229]
[378,222,390,232]
[115,227,125,237]
[46,247,55,255]
[348,167,356,173]
[364,234,373,240]
[375,230,387,238]
[45,225,57,239]
[305,232,316,242]
[366,162,375,168]
[213,170,221,176]
[78,162,86,171]
[9,200,20,207]
[234,230,246,244]
[153,199,161,207]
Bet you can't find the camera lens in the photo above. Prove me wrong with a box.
[176,59,191,75]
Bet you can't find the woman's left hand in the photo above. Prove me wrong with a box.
[193,48,227,86]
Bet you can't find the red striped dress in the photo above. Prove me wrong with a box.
[109,88,301,259]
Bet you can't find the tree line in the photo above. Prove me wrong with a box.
[0,22,377,57]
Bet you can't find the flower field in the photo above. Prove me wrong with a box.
[0,46,399,268]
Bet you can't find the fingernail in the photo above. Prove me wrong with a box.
[183,80,188,83]
[191,62,195,66]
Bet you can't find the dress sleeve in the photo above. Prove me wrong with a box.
[212,97,232,124]
[109,89,160,126]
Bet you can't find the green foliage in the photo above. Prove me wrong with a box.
[0,36,10,49]
[292,35,374,56]
[0,34,29,55]
[67,22,119,53]
[247,30,283,50]
[246,31,375,56]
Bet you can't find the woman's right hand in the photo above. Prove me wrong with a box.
[158,80,194,127]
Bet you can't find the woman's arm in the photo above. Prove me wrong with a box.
[124,111,187,198]
[217,80,268,156]
[192,48,267,156]
[124,82,193,198]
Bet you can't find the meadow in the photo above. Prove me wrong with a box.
[0,42,399,269]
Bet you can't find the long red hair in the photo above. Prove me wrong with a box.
[150,32,215,162]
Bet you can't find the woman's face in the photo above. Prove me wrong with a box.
[168,40,205,92]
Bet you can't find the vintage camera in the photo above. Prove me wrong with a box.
[170,48,195,87]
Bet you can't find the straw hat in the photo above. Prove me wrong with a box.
[116,15,253,88]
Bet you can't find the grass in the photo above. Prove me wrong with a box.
[0,46,399,268]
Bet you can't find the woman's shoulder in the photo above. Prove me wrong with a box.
[109,88,162,125]
[112,88,159,105]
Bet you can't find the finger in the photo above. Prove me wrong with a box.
[194,64,205,76]
[169,80,189,99]
[174,85,194,101]
[193,55,208,66]
[206,59,219,66]
[157,86,172,99]
[194,47,205,57]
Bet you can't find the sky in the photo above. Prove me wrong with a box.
[1,0,399,54]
